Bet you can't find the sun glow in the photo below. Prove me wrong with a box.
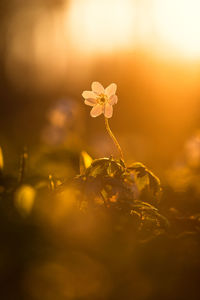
[154,0,200,59]
[66,0,135,54]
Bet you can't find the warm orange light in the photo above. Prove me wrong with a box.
[66,0,135,54]
[154,0,200,59]
[15,185,36,217]
[0,147,3,171]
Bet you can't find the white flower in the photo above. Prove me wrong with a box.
[82,81,118,118]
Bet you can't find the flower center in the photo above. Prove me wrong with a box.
[98,94,107,105]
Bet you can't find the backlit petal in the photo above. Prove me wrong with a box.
[104,103,113,118]
[108,95,118,105]
[90,104,103,117]
[91,82,104,94]
[105,83,117,98]
[82,91,97,99]
[84,98,97,106]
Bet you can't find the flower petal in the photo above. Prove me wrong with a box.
[82,91,97,99]
[105,83,117,98]
[91,82,104,94]
[108,95,118,105]
[90,104,103,117]
[104,103,113,118]
[84,98,97,106]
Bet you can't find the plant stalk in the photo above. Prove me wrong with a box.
[104,117,124,161]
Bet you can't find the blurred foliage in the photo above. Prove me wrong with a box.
[1,148,200,299]
[72,154,167,240]
[14,184,36,217]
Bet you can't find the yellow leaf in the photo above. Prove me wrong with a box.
[80,151,93,174]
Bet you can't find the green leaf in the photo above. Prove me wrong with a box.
[85,158,124,178]
[128,162,161,196]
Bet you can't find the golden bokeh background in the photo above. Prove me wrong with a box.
[1,1,200,300]
[1,0,200,177]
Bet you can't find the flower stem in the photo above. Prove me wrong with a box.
[104,117,124,161]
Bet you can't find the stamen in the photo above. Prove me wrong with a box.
[98,94,107,104]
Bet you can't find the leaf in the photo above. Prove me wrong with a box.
[130,199,169,235]
[148,170,161,195]
[135,174,150,191]
[128,162,161,196]
[80,151,93,175]
[85,158,124,178]
[132,200,158,211]
[128,162,147,176]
